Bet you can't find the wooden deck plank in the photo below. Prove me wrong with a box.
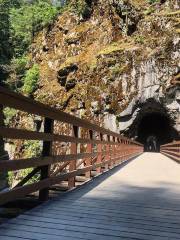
[35,201,180,219]
[0,223,177,240]
[15,214,180,234]
[7,214,180,238]
[1,153,180,240]
[18,210,180,230]
[21,207,180,226]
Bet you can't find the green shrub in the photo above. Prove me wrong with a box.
[8,167,40,187]
[3,107,17,125]
[8,140,42,187]
[24,140,42,158]
[11,56,28,76]
[8,171,14,187]
[22,64,39,95]
[10,1,59,57]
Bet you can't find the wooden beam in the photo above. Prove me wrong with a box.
[39,118,54,201]
[68,126,78,189]
[0,152,98,172]
[0,87,132,141]
[0,127,122,145]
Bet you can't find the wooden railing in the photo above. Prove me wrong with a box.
[0,86,143,205]
[160,141,180,162]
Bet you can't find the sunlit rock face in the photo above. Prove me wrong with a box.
[31,0,179,137]
[118,41,180,135]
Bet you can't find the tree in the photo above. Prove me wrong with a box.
[10,0,59,57]
[0,0,12,84]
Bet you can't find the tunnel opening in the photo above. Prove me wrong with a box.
[120,99,179,152]
[137,113,173,152]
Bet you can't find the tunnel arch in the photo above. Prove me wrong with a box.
[137,112,173,152]
[123,99,179,152]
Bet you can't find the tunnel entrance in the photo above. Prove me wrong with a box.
[137,113,173,152]
[121,99,179,152]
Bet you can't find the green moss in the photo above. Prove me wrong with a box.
[134,35,145,44]
[144,7,155,15]
[98,43,123,55]
[59,55,79,70]
[88,58,97,70]
[98,42,133,56]
[110,65,129,75]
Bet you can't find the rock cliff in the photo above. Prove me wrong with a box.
[30,0,179,139]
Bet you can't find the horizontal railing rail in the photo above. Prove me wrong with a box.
[0,86,143,205]
[160,141,180,162]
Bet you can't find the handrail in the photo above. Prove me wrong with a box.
[160,141,180,162]
[0,87,140,145]
[0,86,143,205]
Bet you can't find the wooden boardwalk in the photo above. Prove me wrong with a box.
[1,153,180,240]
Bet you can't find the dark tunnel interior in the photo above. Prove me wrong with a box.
[137,113,178,152]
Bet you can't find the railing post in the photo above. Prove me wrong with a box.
[39,117,54,201]
[97,133,103,173]
[118,138,122,164]
[0,105,9,191]
[68,125,78,189]
[124,140,126,160]
[109,136,114,168]
[113,136,116,166]
[85,130,93,179]
[127,141,130,159]
[121,140,123,161]
[118,139,121,163]
[105,135,110,169]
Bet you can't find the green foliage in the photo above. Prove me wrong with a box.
[8,140,42,187]
[0,0,24,65]
[0,0,11,64]
[12,56,28,77]
[8,171,14,186]
[3,107,17,125]
[0,0,65,86]
[8,167,40,186]
[10,0,59,57]
[20,168,40,184]
[24,140,42,158]
[22,64,39,95]
[0,0,12,85]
